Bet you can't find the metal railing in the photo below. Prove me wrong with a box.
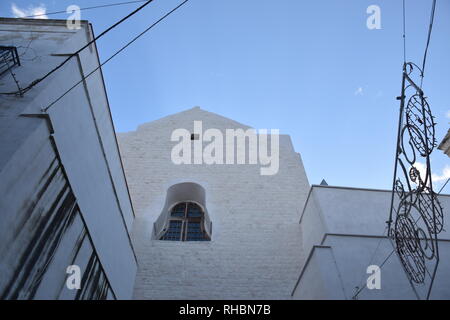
[0,46,21,77]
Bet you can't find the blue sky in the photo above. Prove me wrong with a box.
[2,0,449,191]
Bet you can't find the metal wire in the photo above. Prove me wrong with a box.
[42,0,190,112]
[1,0,156,96]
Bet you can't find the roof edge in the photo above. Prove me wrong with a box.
[0,17,89,27]
[311,184,450,197]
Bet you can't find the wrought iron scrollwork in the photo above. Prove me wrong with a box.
[388,62,444,300]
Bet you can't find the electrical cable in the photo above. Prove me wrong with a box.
[420,0,437,87]
[1,0,156,95]
[352,248,396,299]
[402,0,406,63]
[438,178,449,194]
[42,0,189,112]
[22,0,149,19]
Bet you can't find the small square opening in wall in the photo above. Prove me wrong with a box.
[191,133,200,140]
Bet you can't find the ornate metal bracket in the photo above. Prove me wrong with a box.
[387,62,444,300]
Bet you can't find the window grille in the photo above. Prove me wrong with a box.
[160,202,210,241]
[0,46,21,77]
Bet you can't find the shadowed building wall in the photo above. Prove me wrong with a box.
[0,18,136,299]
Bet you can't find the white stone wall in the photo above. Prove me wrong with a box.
[117,107,310,299]
[293,185,450,300]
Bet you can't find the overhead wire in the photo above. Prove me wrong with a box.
[352,226,388,299]
[438,178,449,195]
[1,0,156,96]
[402,0,406,63]
[352,247,396,299]
[420,0,437,87]
[22,0,149,19]
[42,0,190,112]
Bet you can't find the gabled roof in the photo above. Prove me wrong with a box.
[124,106,253,134]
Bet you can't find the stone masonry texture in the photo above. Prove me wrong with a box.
[117,107,310,299]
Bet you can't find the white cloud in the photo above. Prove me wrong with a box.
[446,110,450,119]
[412,162,428,186]
[432,165,450,183]
[354,87,363,96]
[412,162,450,190]
[11,3,48,19]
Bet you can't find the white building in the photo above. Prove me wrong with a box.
[1,18,448,300]
[118,107,450,300]
[0,18,136,299]
[292,185,450,300]
[118,107,310,299]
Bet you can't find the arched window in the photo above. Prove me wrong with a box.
[160,202,210,241]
